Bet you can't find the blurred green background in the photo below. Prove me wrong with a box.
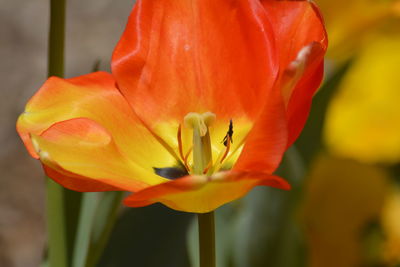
[2,0,400,266]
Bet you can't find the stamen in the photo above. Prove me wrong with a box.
[203,160,212,174]
[183,146,192,172]
[177,124,185,161]
[220,134,231,163]
[184,146,193,163]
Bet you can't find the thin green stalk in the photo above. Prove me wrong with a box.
[198,212,216,267]
[48,0,65,78]
[46,0,67,266]
[46,179,68,267]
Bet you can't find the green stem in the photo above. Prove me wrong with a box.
[48,0,65,77]
[198,212,216,267]
[46,0,67,266]
[46,179,68,267]
[189,118,215,267]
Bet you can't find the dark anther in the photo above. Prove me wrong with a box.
[222,119,233,147]
[153,166,189,180]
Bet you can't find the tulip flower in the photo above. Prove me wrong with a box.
[17,0,327,213]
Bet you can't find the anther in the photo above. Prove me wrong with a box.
[222,119,233,147]
[201,112,216,127]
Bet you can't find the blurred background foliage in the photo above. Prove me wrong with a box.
[2,0,400,266]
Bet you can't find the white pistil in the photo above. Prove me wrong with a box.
[184,112,216,175]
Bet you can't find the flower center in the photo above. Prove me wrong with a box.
[177,112,233,176]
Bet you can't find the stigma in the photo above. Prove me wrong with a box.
[184,112,216,136]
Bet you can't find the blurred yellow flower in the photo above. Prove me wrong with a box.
[319,0,400,163]
[317,0,400,60]
[301,154,389,267]
[381,187,400,265]
[324,35,400,164]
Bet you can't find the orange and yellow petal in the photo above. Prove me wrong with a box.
[112,0,278,125]
[43,165,123,192]
[123,171,290,213]
[17,71,179,190]
[32,118,165,191]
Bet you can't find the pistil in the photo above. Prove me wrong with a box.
[184,112,216,175]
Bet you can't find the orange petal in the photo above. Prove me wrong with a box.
[223,1,328,173]
[283,42,326,146]
[261,0,327,146]
[123,171,290,213]
[233,87,288,173]
[43,165,123,192]
[112,0,278,124]
[17,72,178,191]
[261,0,327,69]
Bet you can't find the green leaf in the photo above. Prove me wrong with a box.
[97,204,192,267]
[86,191,124,267]
[226,147,307,267]
[40,259,49,267]
[72,192,100,267]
